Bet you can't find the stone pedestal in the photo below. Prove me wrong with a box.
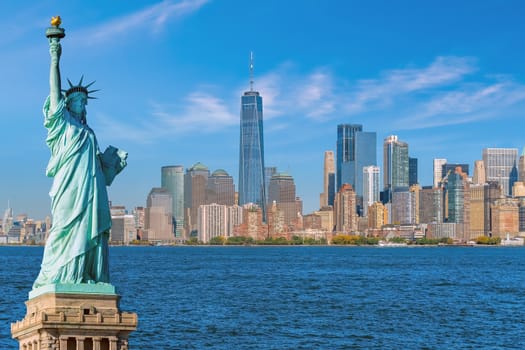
[11,284,137,350]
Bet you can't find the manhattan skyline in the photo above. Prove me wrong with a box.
[1,1,525,219]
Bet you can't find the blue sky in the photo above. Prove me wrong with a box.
[1,0,525,219]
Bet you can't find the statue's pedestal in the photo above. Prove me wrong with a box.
[11,284,137,350]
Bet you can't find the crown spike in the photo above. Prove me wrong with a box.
[85,80,96,89]
[64,76,98,99]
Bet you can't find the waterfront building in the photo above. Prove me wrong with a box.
[482,148,519,196]
[383,135,409,202]
[433,158,447,188]
[427,222,457,240]
[473,160,486,185]
[469,184,486,239]
[239,56,267,221]
[446,167,470,241]
[161,165,185,237]
[110,205,136,244]
[391,187,415,225]
[491,198,519,238]
[233,204,268,240]
[362,165,380,217]
[207,169,235,206]
[184,162,210,235]
[320,151,335,208]
[409,157,418,186]
[334,184,357,233]
[336,124,376,209]
[145,187,174,242]
[368,202,388,229]
[313,207,335,232]
[198,203,228,243]
[419,186,443,224]
[268,201,287,237]
[268,172,301,229]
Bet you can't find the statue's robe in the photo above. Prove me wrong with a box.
[33,96,110,288]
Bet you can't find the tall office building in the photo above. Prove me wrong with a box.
[334,184,357,233]
[184,162,210,235]
[320,151,335,208]
[482,148,519,196]
[409,157,418,186]
[433,158,447,188]
[336,124,376,211]
[239,54,266,220]
[391,188,415,225]
[268,172,300,227]
[161,165,184,237]
[207,169,235,206]
[383,135,409,201]
[362,165,380,217]
[419,186,443,224]
[145,187,174,242]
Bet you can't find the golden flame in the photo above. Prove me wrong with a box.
[50,16,61,27]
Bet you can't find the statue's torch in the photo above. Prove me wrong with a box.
[46,16,65,39]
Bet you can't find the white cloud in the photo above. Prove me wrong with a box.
[74,0,210,45]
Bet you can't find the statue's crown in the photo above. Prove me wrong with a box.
[63,76,99,99]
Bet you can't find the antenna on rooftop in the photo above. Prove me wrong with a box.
[249,51,254,92]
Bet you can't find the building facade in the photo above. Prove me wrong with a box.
[184,162,210,235]
[320,151,335,208]
[482,148,519,196]
[207,169,235,206]
[383,135,409,202]
[433,158,447,188]
[362,165,380,217]
[161,165,185,237]
[239,85,267,220]
[145,187,174,242]
[336,124,376,206]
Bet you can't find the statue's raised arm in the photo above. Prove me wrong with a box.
[46,16,65,115]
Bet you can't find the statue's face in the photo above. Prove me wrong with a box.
[67,93,87,120]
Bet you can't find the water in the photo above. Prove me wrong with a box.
[1,246,525,349]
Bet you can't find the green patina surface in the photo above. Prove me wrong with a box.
[32,18,127,295]
[29,283,117,299]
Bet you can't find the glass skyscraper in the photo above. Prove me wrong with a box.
[336,124,376,200]
[383,135,409,202]
[161,165,184,237]
[239,89,266,220]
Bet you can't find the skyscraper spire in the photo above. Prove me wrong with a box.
[249,51,254,92]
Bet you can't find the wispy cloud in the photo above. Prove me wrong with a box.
[74,0,210,45]
[344,56,477,115]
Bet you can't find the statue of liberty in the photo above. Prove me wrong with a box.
[33,17,127,289]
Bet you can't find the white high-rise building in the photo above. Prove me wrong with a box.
[362,165,380,217]
[433,158,447,188]
[482,148,519,196]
